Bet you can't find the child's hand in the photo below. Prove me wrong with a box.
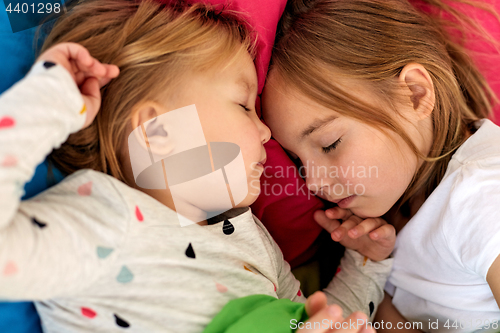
[314,207,395,261]
[299,291,374,333]
[36,42,120,128]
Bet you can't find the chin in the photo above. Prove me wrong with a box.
[235,193,258,208]
[351,209,369,219]
[352,205,390,219]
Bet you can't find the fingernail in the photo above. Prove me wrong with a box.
[332,230,341,239]
[371,232,379,239]
[328,305,340,317]
[350,229,358,237]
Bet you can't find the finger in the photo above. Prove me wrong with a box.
[76,63,119,89]
[348,218,385,239]
[314,210,341,234]
[360,326,375,333]
[332,215,362,242]
[78,58,107,79]
[75,71,86,87]
[81,77,100,101]
[80,77,101,126]
[325,207,353,221]
[98,76,113,88]
[97,65,120,88]
[297,304,344,333]
[369,223,396,243]
[105,64,120,78]
[62,44,103,83]
[305,291,328,318]
[63,43,106,78]
[342,311,368,333]
[64,42,93,68]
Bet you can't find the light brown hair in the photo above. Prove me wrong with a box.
[37,0,255,185]
[271,0,499,209]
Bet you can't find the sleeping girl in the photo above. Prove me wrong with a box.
[0,0,395,332]
[261,0,500,331]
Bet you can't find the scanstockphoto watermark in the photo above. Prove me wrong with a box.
[290,319,423,331]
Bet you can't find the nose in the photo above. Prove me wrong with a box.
[303,159,336,196]
[255,118,271,144]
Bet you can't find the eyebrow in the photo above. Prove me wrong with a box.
[236,77,257,94]
[301,115,338,138]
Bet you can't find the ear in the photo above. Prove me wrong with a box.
[130,101,174,156]
[399,63,435,119]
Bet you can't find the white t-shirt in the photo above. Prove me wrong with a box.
[386,119,500,333]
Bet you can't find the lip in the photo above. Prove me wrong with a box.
[331,196,349,204]
[258,157,267,165]
[335,195,356,208]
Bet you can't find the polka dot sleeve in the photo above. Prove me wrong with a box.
[322,249,393,321]
[0,60,85,228]
[0,61,122,299]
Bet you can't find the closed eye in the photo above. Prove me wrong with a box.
[322,138,342,153]
[239,104,251,112]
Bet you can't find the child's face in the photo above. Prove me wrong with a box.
[262,73,431,218]
[161,51,271,208]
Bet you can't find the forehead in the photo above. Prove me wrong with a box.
[224,50,258,90]
[262,69,384,133]
[236,75,257,94]
[262,73,333,125]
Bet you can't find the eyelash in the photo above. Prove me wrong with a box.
[322,138,342,153]
[239,104,251,112]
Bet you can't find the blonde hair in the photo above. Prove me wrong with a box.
[271,0,499,209]
[38,0,255,185]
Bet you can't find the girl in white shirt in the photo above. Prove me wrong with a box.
[261,0,500,331]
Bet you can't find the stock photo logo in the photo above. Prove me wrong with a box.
[128,105,248,227]
[3,0,65,33]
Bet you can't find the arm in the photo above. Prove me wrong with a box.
[0,43,121,299]
[0,42,118,229]
[321,249,393,321]
[0,60,85,229]
[374,293,423,333]
[269,237,386,329]
[313,207,396,320]
[486,254,500,309]
[267,222,393,320]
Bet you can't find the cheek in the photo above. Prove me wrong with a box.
[360,146,416,198]
[220,118,262,171]
[240,127,262,161]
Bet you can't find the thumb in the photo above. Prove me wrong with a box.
[297,304,344,333]
[305,291,328,318]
